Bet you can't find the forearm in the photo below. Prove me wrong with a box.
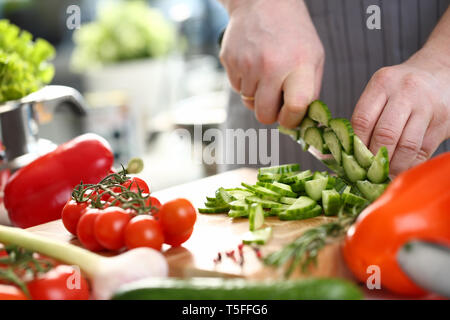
[218,0,307,16]
[421,6,450,68]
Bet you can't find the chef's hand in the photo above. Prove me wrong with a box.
[351,25,450,176]
[219,0,324,127]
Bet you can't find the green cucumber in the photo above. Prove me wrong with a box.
[367,146,390,183]
[245,196,284,209]
[269,205,290,215]
[304,127,327,153]
[257,172,283,182]
[342,152,367,182]
[247,185,282,200]
[353,136,374,168]
[356,180,388,202]
[280,197,297,205]
[205,201,223,208]
[279,204,322,220]
[279,171,302,184]
[263,181,297,197]
[258,164,300,175]
[341,186,368,207]
[249,203,264,231]
[228,209,249,218]
[278,126,299,140]
[229,199,249,211]
[304,178,328,201]
[299,117,317,140]
[198,206,230,213]
[334,177,348,194]
[113,277,363,300]
[322,189,342,216]
[323,129,342,165]
[227,189,255,200]
[216,187,236,204]
[329,118,354,154]
[242,226,272,245]
[307,100,332,126]
[282,196,317,217]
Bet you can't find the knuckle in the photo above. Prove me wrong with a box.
[351,113,372,133]
[415,148,430,162]
[373,67,395,85]
[260,53,277,72]
[397,138,421,155]
[372,126,399,147]
[238,54,253,74]
[401,72,424,91]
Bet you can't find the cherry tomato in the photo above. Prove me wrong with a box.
[0,284,28,300]
[94,207,131,251]
[27,265,89,300]
[77,208,104,252]
[124,215,165,250]
[122,177,150,194]
[159,198,196,236]
[61,199,89,235]
[164,227,193,247]
[147,196,161,218]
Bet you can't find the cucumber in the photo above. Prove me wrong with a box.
[198,206,230,213]
[263,181,297,197]
[304,178,328,201]
[112,277,364,300]
[249,203,264,231]
[245,196,284,209]
[334,177,348,194]
[342,152,367,182]
[307,100,332,126]
[243,226,272,244]
[269,205,290,215]
[205,201,223,208]
[353,136,374,168]
[228,209,249,218]
[304,127,327,153]
[279,204,322,220]
[329,118,354,154]
[312,171,327,179]
[247,185,282,200]
[215,187,236,204]
[279,171,302,184]
[282,196,317,217]
[227,189,255,200]
[229,199,249,211]
[323,129,342,165]
[258,164,300,175]
[341,186,368,207]
[280,197,297,205]
[322,189,342,216]
[367,146,390,183]
[356,180,388,202]
[299,117,317,140]
[257,172,283,182]
[278,126,299,140]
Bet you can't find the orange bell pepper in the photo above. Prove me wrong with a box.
[342,152,450,296]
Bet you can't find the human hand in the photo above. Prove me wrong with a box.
[351,48,450,176]
[219,0,324,127]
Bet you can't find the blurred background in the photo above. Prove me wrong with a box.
[0,0,230,191]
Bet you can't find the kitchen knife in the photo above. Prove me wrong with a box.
[397,240,450,298]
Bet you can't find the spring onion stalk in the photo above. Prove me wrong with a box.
[0,225,168,299]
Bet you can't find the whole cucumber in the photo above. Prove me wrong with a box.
[112,277,363,300]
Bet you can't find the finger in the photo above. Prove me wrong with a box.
[220,55,241,93]
[278,66,316,128]
[351,76,389,146]
[240,77,258,111]
[254,76,283,124]
[369,97,412,159]
[389,110,431,176]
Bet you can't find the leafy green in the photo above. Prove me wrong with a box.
[0,19,55,103]
[71,1,176,71]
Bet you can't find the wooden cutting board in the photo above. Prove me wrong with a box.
[27,168,352,281]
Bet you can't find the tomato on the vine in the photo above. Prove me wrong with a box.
[147,196,161,218]
[122,177,150,194]
[159,198,196,236]
[124,215,164,250]
[0,284,28,300]
[94,207,131,251]
[27,265,89,300]
[76,208,104,252]
[164,227,194,247]
[61,199,88,235]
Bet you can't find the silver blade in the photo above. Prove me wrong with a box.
[397,240,450,298]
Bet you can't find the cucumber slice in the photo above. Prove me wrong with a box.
[334,177,348,194]
[341,186,368,207]
[323,129,342,165]
[279,204,322,221]
[228,209,249,218]
[342,152,367,182]
[307,100,332,126]
[227,189,255,200]
[329,118,354,154]
[280,197,297,205]
[257,172,283,182]
[278,126,299,140]
[264,182,297,197]
[269,205,290,215]
[216,187,236,204]
[245,196,284,209]
[251,185,282,199]
[258,164,300,175]
[284,196,316,215]
[229,199,249,211]
[356,180,388,202]
[299,117,317,140]
[353,136,374,169]
[367,146,389,183]
[312,171,327,180]
[304,127,327,153]
[304,178,328,201]
[249,203,264,231]
[279,171,302,184]
[198,206,230,213]
[206,196,219,202]
[322,189,342,216]
[242,227,272,245]
[205,201,224,208]
[292,170,313,183]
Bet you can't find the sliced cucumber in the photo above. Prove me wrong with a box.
[322,189,342,216]
[216,187,236,204]
[280,197,297,205]
[323,129,342,165]
[334,177,348,194]
[278,126,299,141]
[227,189,255,200]
[205,201,224,208]
[279,204,321,221]
[299,117,317,140]
[307,100,332,126]
[304,127,327,153]
[269,205,290,215]
[247,185,282,200]
[341,186,367,207]
[284,196,316,215]
[342,152,367,182]
[367,146,389,183]
[304,178,328,201]
[312,171,328,180]
[228,210,249,218]
[245,196,284,209]
[279,171,302,184]
[264,182,297,197]
[242,227,272,245]
[229,199,249,211]
[249,203,264,231]
[356,180,388,202]
[198,206,230,213]
[258,164,300,175]
[257,172,283,182]
[353,136,374,169]
[329,118,354,154]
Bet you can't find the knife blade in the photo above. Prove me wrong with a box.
[397,240,450,298]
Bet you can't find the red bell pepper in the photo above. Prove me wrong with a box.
[4,134,114,228]
[342,152,450,296]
